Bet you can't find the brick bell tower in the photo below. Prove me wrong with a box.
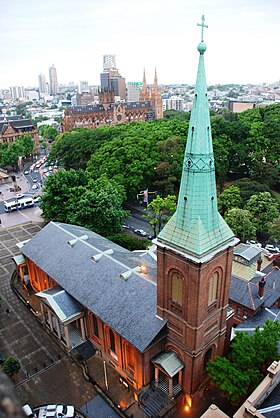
[155,16,238,406]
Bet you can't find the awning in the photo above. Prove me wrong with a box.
[12,254,26,265]
[152,351,184,377]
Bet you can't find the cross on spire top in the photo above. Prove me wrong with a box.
[197,15,208,42]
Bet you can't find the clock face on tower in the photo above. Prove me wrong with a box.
[117,114,122,121]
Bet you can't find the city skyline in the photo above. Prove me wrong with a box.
[1,0,280,89]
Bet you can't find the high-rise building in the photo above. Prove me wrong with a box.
[49,64,58,95]
[9,86,25,100]
[38,73,47,94]
[79,81,89,94]
[103,54,116,71]
[126,82,142,102]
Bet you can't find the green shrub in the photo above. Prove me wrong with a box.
[2,356,21,376]
[108,233,150,251]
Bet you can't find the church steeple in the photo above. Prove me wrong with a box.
[154,67,158,89]
[158,16,235,258]
[142,68,147,94]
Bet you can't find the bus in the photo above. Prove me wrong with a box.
[4,198,35,212]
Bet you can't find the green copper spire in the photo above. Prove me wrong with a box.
[158,16,234,258]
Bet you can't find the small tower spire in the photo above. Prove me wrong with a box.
[158,16,235,258]
[154,67,158,89]
[142,68,147,93]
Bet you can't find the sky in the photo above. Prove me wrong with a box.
[1,0,279,89]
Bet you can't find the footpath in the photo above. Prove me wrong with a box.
[0,172,43,228]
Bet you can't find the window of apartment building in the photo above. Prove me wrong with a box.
[208,272,218,307]
[171,271,183,307]
[236,306,242,316]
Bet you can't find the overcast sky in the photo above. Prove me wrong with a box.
[1,0,279,89]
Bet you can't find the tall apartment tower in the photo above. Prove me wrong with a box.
[49,64,58,95]
[9,86,25,100]
[38,73,47,94]
[155,16,238,405]
[103,54,117,71]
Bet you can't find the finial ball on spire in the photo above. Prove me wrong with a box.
[197,42,207,54]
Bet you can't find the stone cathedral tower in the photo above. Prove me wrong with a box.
[155,16,238,406]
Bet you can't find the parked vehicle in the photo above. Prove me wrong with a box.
[31,184,39,190]
[134,229,147,237]
[264,244,280,253]
[4,198,34,212]
[246,240,262,248]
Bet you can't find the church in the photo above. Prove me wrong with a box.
[14,17,238,411]
[62,69,163,132]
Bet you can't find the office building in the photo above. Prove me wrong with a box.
[127,82,142,102]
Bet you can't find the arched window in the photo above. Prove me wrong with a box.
[171,272,183,307]
[208,272,218,306]
[203,347,213,372]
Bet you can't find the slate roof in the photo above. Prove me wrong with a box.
[234,307,280,336]
[36,286,84,323]
[68,101,151,115]
[258,383,280,418]
[0,119,35,133]
[230,275,264,310]
[230,270,280,310]
[21,222,167,352]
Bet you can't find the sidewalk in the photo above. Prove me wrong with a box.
[0,173,44,228]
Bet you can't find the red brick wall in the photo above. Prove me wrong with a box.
[157,243,234,401]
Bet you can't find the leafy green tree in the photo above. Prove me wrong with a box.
[144,195,177,237]
[68,187,128,236]
[18,134,34,156]
[218,185,242,215]
[225,208,256,242]
[233,178,271,206]
[245,192,279,235]
[40,169,88,222]
[269,217,280,242]
[207,320,280,406]
[2,356,21,377]
[39,125,58,141]
[206,357,250,405]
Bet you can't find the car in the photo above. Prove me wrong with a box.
[56,405,75,418]
[134,229,147,237]
[264,244,280,253]
[24,170,29,175]
[246,240,262,248]
[32,178,38,183]
[122,224,131,230]
[31,184,39,190]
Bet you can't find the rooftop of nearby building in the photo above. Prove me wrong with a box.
[21,222,166,353]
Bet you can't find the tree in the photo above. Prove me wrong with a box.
[245,192,279,235]
[225,208,256,242]
[218,185,242,215]
[144,195,177,237]
[2,356,21,377]
[269,217,280,242]
[207,319,280,406]
[233,178,271,206]
[68,187,128,236]
[40,169,88,222]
